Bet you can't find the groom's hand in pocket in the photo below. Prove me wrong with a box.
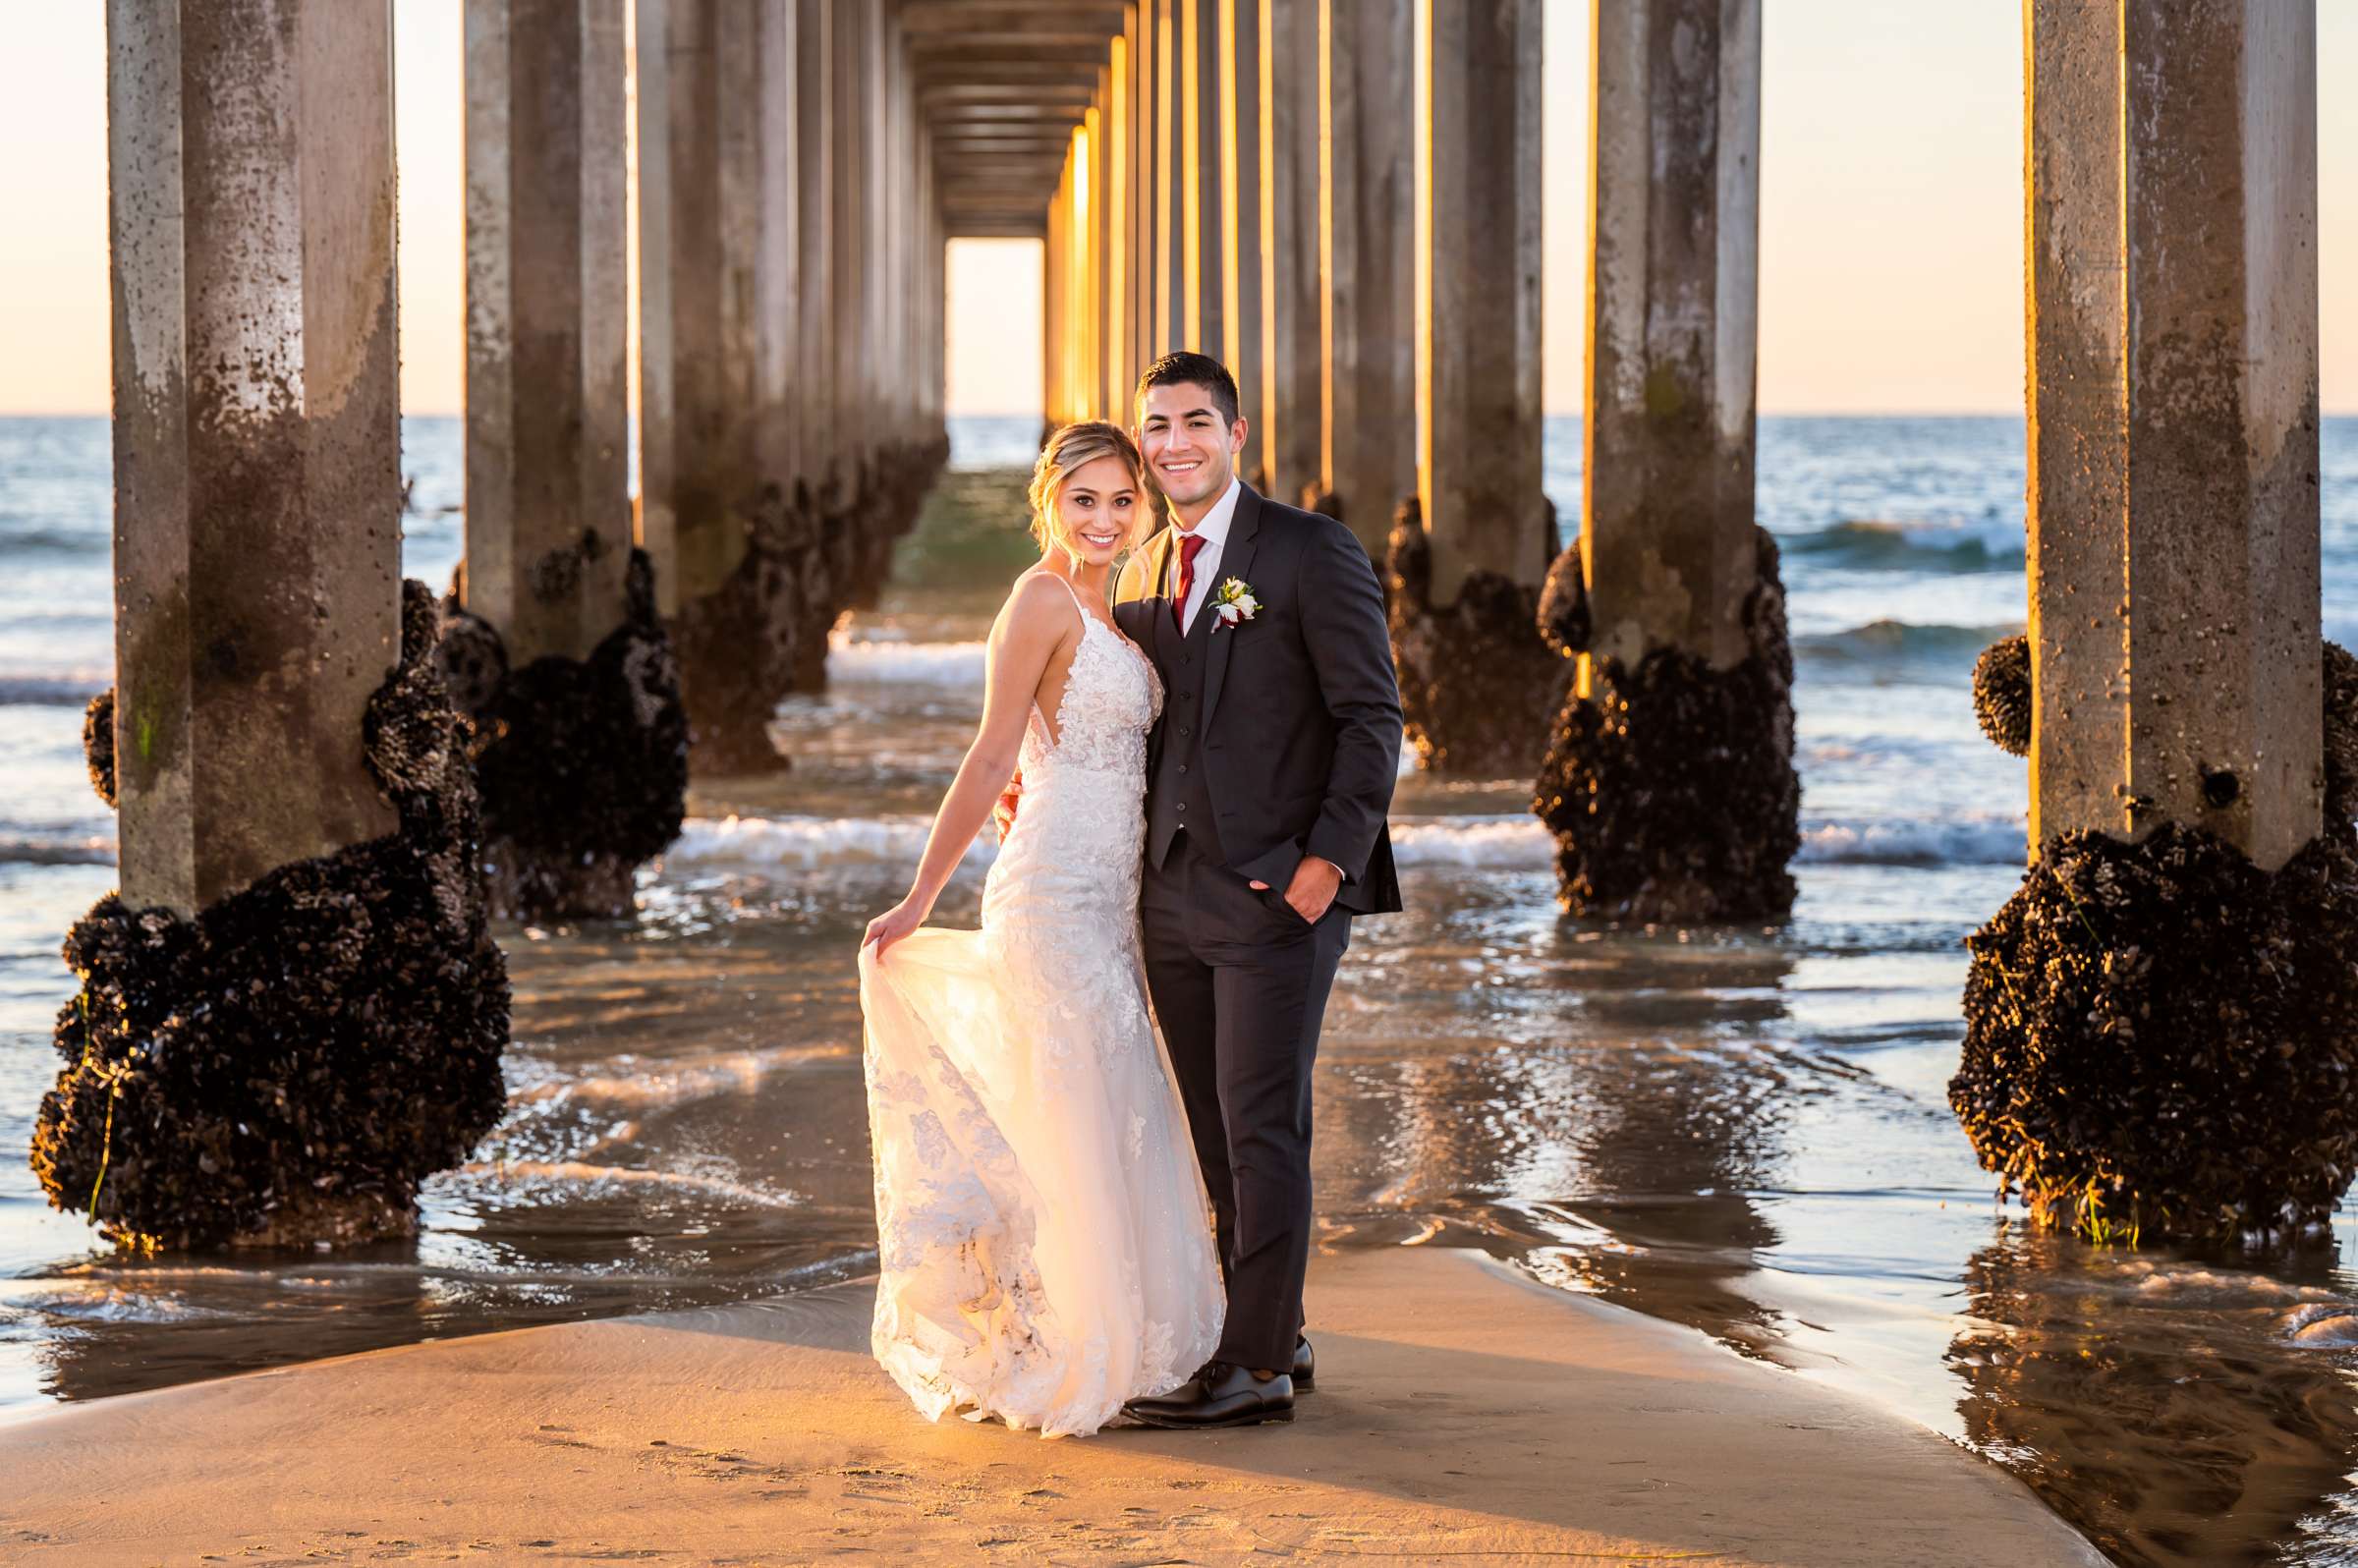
[1251,857,1343,924]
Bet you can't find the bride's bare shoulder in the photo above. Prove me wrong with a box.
[993,568,1083,644]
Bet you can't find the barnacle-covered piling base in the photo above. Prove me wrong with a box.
[791,436,948,694]
[854,433,949,612]
[437,550,689,921]
[31,582,511,1252]
[1385,498,1570,777]
[1533,528,1799,923]
[672,481,817,775]
[1948,643,2358,1241]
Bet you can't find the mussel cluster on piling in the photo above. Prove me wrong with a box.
[1951,640,2358,1239]
[1533,527,1801,923]
[33,582,510,1251]
[673,433,949,773]
[437,547,689,921]
[1385,495,1571,778]
[1971,632,2032,756]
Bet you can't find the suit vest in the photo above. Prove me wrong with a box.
[1145,579,1224,869]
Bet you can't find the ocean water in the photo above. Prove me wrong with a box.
[4,413,2358,1565]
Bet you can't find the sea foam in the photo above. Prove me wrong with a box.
[662,810,2027,878]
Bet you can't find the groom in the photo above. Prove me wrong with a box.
[1111,352,1402,1428]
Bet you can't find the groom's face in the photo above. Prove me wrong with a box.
[1137,382,1246,511]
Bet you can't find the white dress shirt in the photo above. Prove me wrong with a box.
[1171,476,1243,634]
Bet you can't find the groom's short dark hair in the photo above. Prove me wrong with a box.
[1137,351,1241,427]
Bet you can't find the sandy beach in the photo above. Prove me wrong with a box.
[0,1246,2100,1565]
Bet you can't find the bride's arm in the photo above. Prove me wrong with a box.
[863,574,1073,956]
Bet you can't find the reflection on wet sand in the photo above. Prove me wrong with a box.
[1949,1229,2358,1568]
[1313,879,1797,1363]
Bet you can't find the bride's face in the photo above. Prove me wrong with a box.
[1049,454,1143,568]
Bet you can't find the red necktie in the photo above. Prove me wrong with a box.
[1174,532,1208,633]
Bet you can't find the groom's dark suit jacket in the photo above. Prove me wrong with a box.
[1113,484,1402,916]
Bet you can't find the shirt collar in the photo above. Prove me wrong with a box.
[1173,475,1243,552]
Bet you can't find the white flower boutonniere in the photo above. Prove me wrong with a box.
[1208,577,1261,631]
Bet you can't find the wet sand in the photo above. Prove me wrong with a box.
[0,1248,2099,1566]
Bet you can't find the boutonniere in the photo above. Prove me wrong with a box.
[1208,577,1261,631]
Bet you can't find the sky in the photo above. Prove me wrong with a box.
[1,2,2351,418]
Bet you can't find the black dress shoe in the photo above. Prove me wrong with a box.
[1124,1363,1295,1428]
[1292,1335,1315,1391]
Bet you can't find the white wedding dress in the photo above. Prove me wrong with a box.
[856,578,1223,1437]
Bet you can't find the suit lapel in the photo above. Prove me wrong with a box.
[1199,483,1263,733]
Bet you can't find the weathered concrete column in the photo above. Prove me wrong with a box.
[106,0,402,915]
[35,0,507,1252]
[918,148,947,438]
[1258,0,1321,507]
[1102,33,1136,416]
[877,8,907,446]
[639,0,822,770]
[1131,2,1160,377]
[637,0,754,610]
[463,0,633,665]
[1151,0,1186,355]
[1046,155,1072,423]
[831,0,872,455]
[795,0,834,489]
[1952,0,2351,1242]
[1078,107,1104,420]
[814,0,870,659]
[853,1,942,613]
[1318,0,1415,556]
[1220,0,1263,481]
[1534,0,1797,920]
[754,0,801,491]
[447,0,688,920]
[1182,0,1224,357]
[1579,0,1763,676]
[1089,84,1116,419]
[1386,0,1558,777]
[818,0,936,637]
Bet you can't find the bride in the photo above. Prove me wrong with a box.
[857,420,1223,1437]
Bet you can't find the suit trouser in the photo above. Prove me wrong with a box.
[1140,830,1352,1372]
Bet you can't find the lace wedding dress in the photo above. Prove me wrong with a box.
[857,578,1223,1437]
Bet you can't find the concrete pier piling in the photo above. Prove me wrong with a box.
[452,0,687,920]
[1183,0,1225,368]
[1953,0,2358,1240]
[1218,0,1264,486]
[1258,0,1322,507]
[638,0,944,770]
[1385,0,1560,777]
[1316,0,1415,551]
[34,0,508,1251]
[635,0,788,771]
[1534,0,1799,923]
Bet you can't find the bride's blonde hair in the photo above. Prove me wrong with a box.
[1028,420,1147,554]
